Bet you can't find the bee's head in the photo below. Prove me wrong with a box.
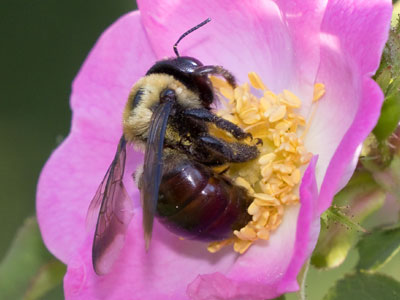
[143,18,236,108]
[122,19,236,145]
[146,56,214,107]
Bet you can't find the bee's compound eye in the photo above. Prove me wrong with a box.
[160,89,176,103]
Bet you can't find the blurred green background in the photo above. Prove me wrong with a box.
[0,0,135,257]
[1,1,135,298]
[1,1,400,299]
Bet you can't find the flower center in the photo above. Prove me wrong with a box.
[207,72,325,254]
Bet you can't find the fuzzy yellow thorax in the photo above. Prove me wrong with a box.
[208,73,325,254]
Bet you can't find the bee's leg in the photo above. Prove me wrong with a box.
[193,65,236,88]
[218,166,230,175]
[182,108,251,140]
[195,135,259,164]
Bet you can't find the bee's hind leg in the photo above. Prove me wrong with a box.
[192,135,259,165]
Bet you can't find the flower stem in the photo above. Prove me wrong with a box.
[297,259,310,300]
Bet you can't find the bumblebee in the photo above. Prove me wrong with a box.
[87,19,259,275]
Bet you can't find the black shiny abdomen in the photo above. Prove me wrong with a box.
[156,159,252,241]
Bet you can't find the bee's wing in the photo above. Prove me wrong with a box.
[86,136,133,275]
[141,101,173,250]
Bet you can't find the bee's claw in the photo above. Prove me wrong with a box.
[244,132,253,140]
[243,133,262,146]
[254,138,263,146]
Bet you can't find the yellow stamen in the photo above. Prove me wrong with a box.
[207,239,233,253]
[235,177,255,195]
[301,83,325,139]
[313,83,326,102]
[209,75,232,89]
[258,153,276,165]
[248,72,268,90]
[220,88,235,101]
[269,105,287,123]
[281,90,302,108]
[208,74,320,254]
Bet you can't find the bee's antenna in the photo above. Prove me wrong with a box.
[173,18,211,57]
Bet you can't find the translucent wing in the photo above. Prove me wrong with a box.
[141,101,173,250]
[86,136,133,275]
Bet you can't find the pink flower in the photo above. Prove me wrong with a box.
[36,0,391,299]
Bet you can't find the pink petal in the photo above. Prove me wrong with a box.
[36,11,154,262]
[278,157,320,293]
[272,0,327,114]
[303,0,392,213]
[137,0,324,103]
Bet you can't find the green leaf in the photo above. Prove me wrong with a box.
[356,226,400,271]
[373,92,400,142]
[372,22,400,146]
[360,133,393,171]
[24,260,65,300]
[323,272,400,300]
[375,24,400,82]
[385,76,400,98]
[323,206,367,234]
[0,216,66,300]
[375,67,392,93]
[311,172,385,269]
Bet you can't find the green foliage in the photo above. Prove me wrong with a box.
[361,134,393,171]
[374,67,392,93]
[311,173,384,269]
[323,272,400,300]
[373,93,400,142]
[372,22,400,153]
[296,259,310,300]
[375,23,400,85]
[356,226,400,271]
[322,206,367,234]
[0,217,66,300]
[373,155,400,199]
[310,12,400,300]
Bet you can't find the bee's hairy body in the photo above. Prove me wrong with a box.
[89,19,261,275]
[124,73,258,166]
[121,56,259,241]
